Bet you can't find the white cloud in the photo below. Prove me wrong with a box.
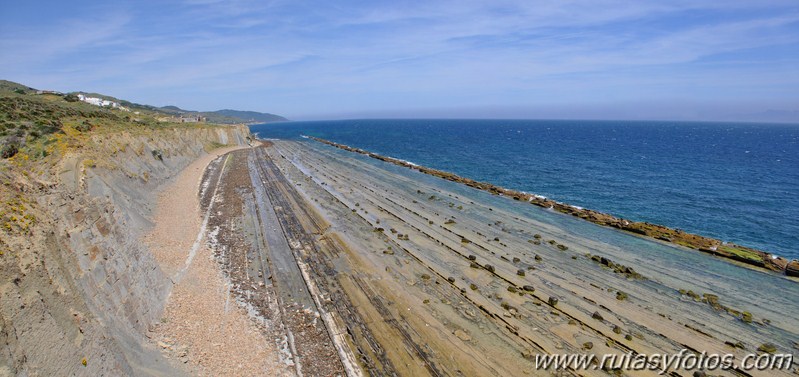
[1,0,797,119]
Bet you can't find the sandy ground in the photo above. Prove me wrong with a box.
[143,145,288,376]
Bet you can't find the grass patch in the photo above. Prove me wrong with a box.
[717,245,761,262]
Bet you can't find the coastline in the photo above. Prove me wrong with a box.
[307,136,797,277]
[263,139,799,375]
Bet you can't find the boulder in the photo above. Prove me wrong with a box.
[786,260,799,277]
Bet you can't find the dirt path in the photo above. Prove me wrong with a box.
[144,145,290,376]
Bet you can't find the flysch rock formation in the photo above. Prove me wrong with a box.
[0,125,250,376]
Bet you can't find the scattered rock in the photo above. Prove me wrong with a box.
[583,342,593,350]
[784,260,799,277]
[522,285,535,292]
[592,311,604,321]
[521,349,535,360]
[548,296,559,307]
[454,329,472,342]
[757,343,777,354]
[517,269,525,276]
[725,340,745,349]
[680,289,701,301]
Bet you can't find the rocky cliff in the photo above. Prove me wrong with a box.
[0,125,250,376]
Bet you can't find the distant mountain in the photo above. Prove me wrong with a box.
[158,106,287,124]
[0,80,36,94]
[212,109,287,123]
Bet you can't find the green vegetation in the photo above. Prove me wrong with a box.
[0,80,287,163]
[0,80,233,163]
[717,245,761,263]
[757,343,777,354]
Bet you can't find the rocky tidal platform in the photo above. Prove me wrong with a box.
[309,136,796,276]
[206,139,798,376]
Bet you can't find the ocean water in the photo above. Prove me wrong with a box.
[251,119,799,260]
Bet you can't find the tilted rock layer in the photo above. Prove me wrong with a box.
[0,125,250,376]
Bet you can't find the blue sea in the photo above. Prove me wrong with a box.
[251,119,799,260]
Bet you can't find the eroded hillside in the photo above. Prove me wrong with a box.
[0,86,251,375]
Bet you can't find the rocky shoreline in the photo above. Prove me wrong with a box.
[308,136,797,277]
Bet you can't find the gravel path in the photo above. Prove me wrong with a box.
[144,146,291,376]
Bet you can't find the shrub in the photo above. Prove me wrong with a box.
[74,121,92,132]
[1,143,19,158]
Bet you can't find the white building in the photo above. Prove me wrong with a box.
[76,94,130,111]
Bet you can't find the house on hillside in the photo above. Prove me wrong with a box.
[75,94,130,111]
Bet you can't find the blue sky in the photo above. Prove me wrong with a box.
[1,0,798,122]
